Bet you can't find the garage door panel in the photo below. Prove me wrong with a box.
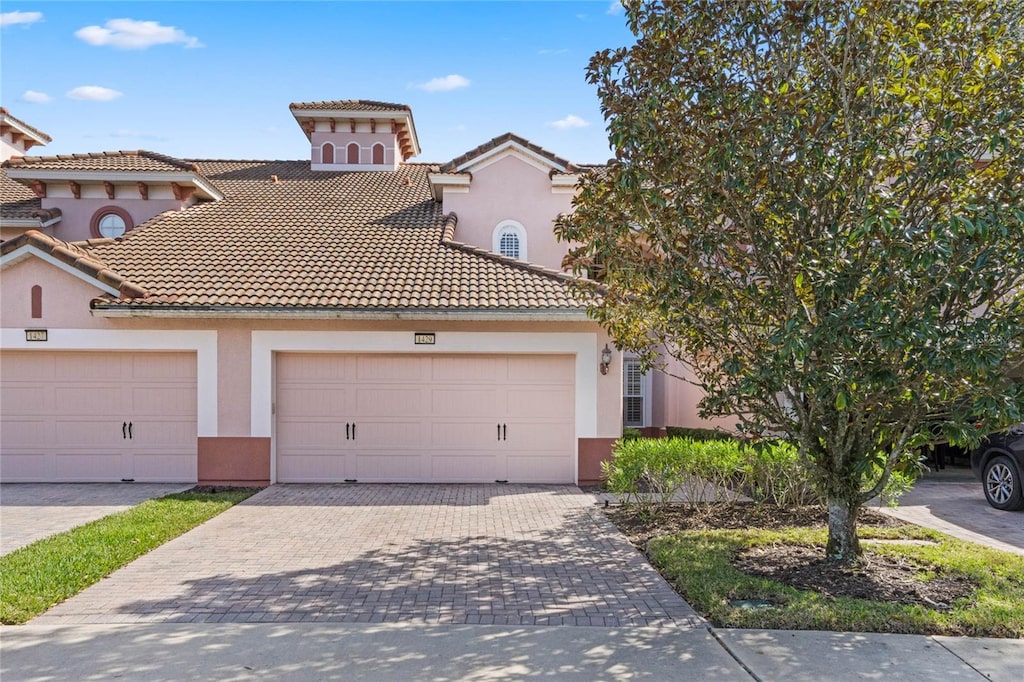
[277,353,574,484]
[505,387,574,419]
[354,420,422,448]
[58,354,125,379]
[431,420,500,450]
[507,356,575,384]
[53,420,119,446]
[431,356,504,383]
[0,453,50,480]
[277,387,349,417]
[357,356,427,382]
[1,353,54,380]
[278,454,349,482]
[507,454,573,483]
[0,419,50,446]
[430,389,498,417]
[131,420,197,446]
[279,354,353,381]
[277,420,347,448]
[54,386,120,412]
[127,353,196,380]
[1,387,49,414]
[431,453,504,482]
[355,387,425,417]
[355,452,422,481]
[55,453,122,481]
[132,453,197,482]
[130,387,195,416]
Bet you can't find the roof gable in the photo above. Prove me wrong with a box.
[440,133,579,174]
[0,108,52,149]
[0,230,146,298]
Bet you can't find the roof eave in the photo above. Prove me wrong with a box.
[4,169,225,201]
[90,306,591,322]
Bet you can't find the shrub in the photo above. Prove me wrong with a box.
[664,426,737,442]
[621,427,643,440]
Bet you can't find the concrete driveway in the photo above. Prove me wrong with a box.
[876,474,1024,555]
[1,483,192,555]
[34,484,704,627]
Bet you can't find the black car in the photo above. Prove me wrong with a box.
[971,424,1024,511]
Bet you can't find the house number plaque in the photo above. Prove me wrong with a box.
[414,333,436,345]
[25,329,47,342]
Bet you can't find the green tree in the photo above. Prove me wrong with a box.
[558,0,1024,563]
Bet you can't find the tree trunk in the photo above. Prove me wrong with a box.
[825,497,862,564]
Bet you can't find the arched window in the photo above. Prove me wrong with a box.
[372,143,385,165]
[322,142,335,164]
[90,206,133,239]
[492,220,528,261]
[347,143,360,165]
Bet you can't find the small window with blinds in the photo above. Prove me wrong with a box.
[623,357,644,427]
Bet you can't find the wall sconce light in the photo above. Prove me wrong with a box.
[600,344,613,375]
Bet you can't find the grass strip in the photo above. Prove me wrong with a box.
[1,488,258,624]
[648,526,1024,638]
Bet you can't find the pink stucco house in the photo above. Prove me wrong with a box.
[0,101,715,486]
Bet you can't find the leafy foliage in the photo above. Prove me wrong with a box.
[560,0,1024,561]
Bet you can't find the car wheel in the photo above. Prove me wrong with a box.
[983,455,1024,511]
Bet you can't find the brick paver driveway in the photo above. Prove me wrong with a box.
[1,483,191,555]
[36,484,703,627]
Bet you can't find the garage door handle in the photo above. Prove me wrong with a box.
[497,423,501,441]
[503,424,507,441]
[123,421,127,439]
[352,423,356,440]
[346,423,350,440]
[128,422,133,440]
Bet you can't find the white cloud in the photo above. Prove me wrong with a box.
[67,85,123,101]
[1,11,43,27]
[75,18,202,49]
[21,90,52,104]
[548,114,590,131]
[413,74,470,92]
[607,1,624,15]
[538,48,569,56]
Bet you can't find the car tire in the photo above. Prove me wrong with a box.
[983,455,1024,511]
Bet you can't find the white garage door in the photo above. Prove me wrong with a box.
[0,351,197,482]
[276,353,575,483]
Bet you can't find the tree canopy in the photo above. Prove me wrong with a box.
[557,0,1024,562]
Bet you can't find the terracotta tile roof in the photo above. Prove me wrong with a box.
[440,132,580,174]
[3,150,203,174]
[289,100,411,113]
[79,161,587,313]
[1,168,41,220]
[0,230,146,298]
[0,107,52,144]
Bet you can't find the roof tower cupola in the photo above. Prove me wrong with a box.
[290,100,420,171]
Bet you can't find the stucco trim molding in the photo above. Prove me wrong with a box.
[251,330,599,483]
[0,328,218,436]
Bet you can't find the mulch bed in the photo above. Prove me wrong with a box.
[605,503,976,610]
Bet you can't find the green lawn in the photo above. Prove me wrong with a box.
[648,524,1024,638]
[1,488,259,624]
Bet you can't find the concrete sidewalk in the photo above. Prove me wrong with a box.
[1,623,1021,681]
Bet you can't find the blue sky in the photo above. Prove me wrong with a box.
[1,1,634,164]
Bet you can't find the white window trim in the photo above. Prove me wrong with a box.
[319,141,336,164]
[492,220,528,261]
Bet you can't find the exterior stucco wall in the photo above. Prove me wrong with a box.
[39,195,181,242]
[442,155,575,272]
[1,136,28,162]
[310,131,397,169]
[0,256,107,328]
[651,355,736,432]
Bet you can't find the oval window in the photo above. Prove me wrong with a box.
[97,213,127,238]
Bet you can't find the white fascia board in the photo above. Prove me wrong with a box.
[292,110,420,157]
[427,172,471,201]
[0,245,119,296]
[91,307,591,321]
[4,169,225,201]
[0,215,61,228]
[0,328,218,436]
[456,142,566,174]
[0,115,50,146]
